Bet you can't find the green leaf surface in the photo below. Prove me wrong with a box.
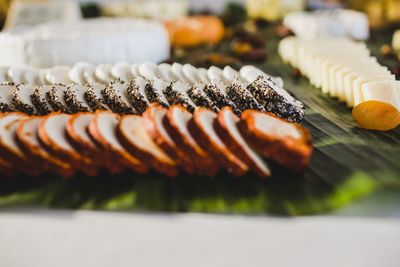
[0,26,399,215]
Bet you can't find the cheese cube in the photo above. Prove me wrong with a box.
[361,81,400,111]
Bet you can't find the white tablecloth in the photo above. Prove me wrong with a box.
[0,209,399,267]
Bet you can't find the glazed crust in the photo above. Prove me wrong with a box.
[214,107,270,177]
[66,113,107,171]
[117,115,178,177]
[188,108,248,177]
[88,111,148,174]
[240,110,313,172]
[163,105,218,177]
[38,113,98,176]
[142,103,195,174]
[17,117,74,178]
[0,112,43,177]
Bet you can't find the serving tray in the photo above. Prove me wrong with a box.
[0,26,399,215]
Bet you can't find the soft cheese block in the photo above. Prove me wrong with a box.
[279,36,397,110]
[283,9,369,40]
[0,18,170,68]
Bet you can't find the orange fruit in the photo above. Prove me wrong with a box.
[352,100,400,131]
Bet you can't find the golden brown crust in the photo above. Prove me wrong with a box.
[142,104,177,157]
[66,113,97,152]
[66,112,106,171]
[88,111,148,174]
[16,117,74,178]
[240,110,313,172]
[38,112,98,176]
[117,115,178,177]
[214,107,270,177]
[87,111,125,174]
[0,113,43,177]
[189,108,248,177]
[163,105,218,177]
[142,103,194,174]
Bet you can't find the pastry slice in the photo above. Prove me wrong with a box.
[240,65,284,87]
[203,79,239,113]
[240,110,313,171]
[111,62,133,82]
[226,77,266,113]
[102,80,137,114]
[0,113,41,176]
[163,81,197,112]
[45,66,72,84]
[12,84,39,115]
[39,113,98,176]
[0,66,9,84]
[142,103,194,174]
[7,66,39,84]
[197,68,210,84]
[247,76,305,122]
[187,82,219,112]
[189,108,248,176]
[163,105,218,176]
[145,78,170,107]
[0,83,16,112]
[182,64,201,84]
[31,85,54,115]
[88,111,148,174]
[215,107,271,177]
[222,66,239,84]
[207,66,224,81]
[158,63,178,82]
[65,84,92,113]
[138,62,160,81]
[171,63,189,83]
[85,84,110,111]
[131,64,140,77]
[118,115,178,177]
[66,113,111,173]
[37,69,47,85]
[69,62,96,84]
[46,84,71,113]
[95,64,112,84]
[17,117,74,178]
[127,77,150,114]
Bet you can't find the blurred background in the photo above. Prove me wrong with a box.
[0,0,400,29]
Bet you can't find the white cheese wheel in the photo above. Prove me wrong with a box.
[0,18,170,68]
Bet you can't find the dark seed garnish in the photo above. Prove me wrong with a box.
[31,85,53,115]
[247,76,305,122]
[127,77,150,114]
[145,78,170,108]
[163,81,196,112]
[187,82,219,112]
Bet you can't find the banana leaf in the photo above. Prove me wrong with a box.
[0,26,399,215]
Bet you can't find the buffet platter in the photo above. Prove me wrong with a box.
[0,20,398,216]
